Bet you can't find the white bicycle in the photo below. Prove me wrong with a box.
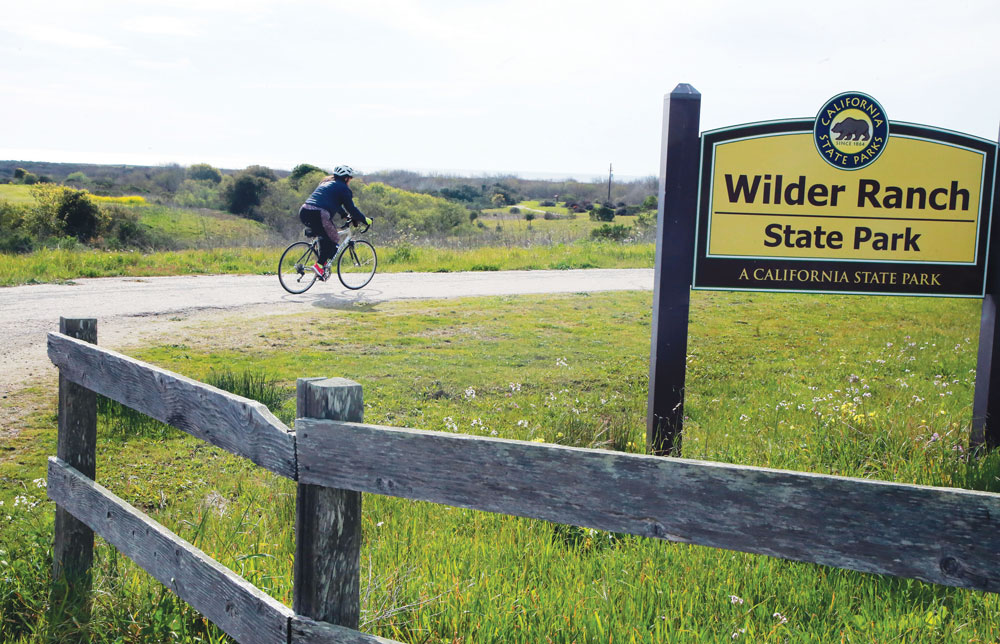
[278,220,377,294]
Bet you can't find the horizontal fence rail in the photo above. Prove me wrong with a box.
[48,322,1000,644]
[48,457,404,644]
[297,419,1000,592]
[48,332,296,479]
[48,457,294,644]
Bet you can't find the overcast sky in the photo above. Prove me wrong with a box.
[2,0,997,179]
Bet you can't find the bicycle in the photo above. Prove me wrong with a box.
[278,219,377,294]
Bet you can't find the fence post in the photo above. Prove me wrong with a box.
[50,317,98,620]
[294,377,363,628]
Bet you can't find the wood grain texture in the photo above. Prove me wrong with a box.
[47,457,293,644]
[52,318,99,616]
[47,332,296,479]
[290,616,402,644]
[294,378,363,628]
[297,420,1000,592]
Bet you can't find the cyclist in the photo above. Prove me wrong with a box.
[298,165,370,280]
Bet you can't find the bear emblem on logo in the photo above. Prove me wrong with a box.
[831,117,870,141]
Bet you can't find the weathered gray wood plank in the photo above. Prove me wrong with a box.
[47,332,296,479]
[297,420,1000,592]
[291,616,402,644]
[294,378,363,628]
[47,457,293,644]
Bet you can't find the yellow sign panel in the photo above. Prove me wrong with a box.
[707,133,987,264]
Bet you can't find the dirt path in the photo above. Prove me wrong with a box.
[0,269,653,433]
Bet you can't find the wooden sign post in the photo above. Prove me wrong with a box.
[647,84,701,456]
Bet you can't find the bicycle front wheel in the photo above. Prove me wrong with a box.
[337,240,377,290]
[278,241,319,294]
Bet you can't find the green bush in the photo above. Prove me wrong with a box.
[101,204,164,250]
[289,163,327,188]
[590,204,615,222]
[357,182,471,237]
[0,229,34,253]
[174,179,223,209]
[590,223,632,242]
[224,172,271,215]
[58,190,107,241]
[186,163,223,184]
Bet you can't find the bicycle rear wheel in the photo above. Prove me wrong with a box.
[278,241,319,294]
[337,240,377,289]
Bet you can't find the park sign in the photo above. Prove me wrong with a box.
[647,85,1000,457]
[692,91,998,297]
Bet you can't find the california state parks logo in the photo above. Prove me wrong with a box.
[814,91,889,170]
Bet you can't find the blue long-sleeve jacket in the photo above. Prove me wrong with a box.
[305,180,366,222]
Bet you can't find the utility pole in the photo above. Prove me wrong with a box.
[607,163,613,203]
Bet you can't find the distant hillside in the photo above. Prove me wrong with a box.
[0,161,289,187]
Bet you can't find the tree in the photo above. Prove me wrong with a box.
[439,184,482,203]
[187,163,223,184]
[642,194,658,210]
[224,172,270,216]
[153,164,185,193]
[289,163,326,187]
[57,190,107,241]
[244,165,277,181]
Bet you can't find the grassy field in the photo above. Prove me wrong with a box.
[0,241,654,286]
[2,290,999,642]
[131,205,277,248]
[0,184,36,204]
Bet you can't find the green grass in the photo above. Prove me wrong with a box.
[134,205,276,248]
[2,291,999,642]
[0,184,36,204]
[0,241,654,286]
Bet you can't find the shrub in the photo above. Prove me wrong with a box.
[101,204,162,250]
[289,163,326,188]
[590,204,615,222]
[509,206,520,215]
[539,200,556,207]
[187,163,223,184]
[356,182,471,237]
[175,179,223,210]
[58,190,107,241]
[224,172,270,215]
[524,212,536,222]
[0,229,34,253]
[590,223,631,241]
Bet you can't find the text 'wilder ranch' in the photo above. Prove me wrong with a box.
[722,174,973,252]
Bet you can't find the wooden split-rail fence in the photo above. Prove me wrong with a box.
[48,318,1000,643]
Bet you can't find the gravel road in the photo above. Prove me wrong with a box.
[0,269,653,401]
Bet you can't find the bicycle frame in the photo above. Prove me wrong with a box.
[300,225,360,267]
